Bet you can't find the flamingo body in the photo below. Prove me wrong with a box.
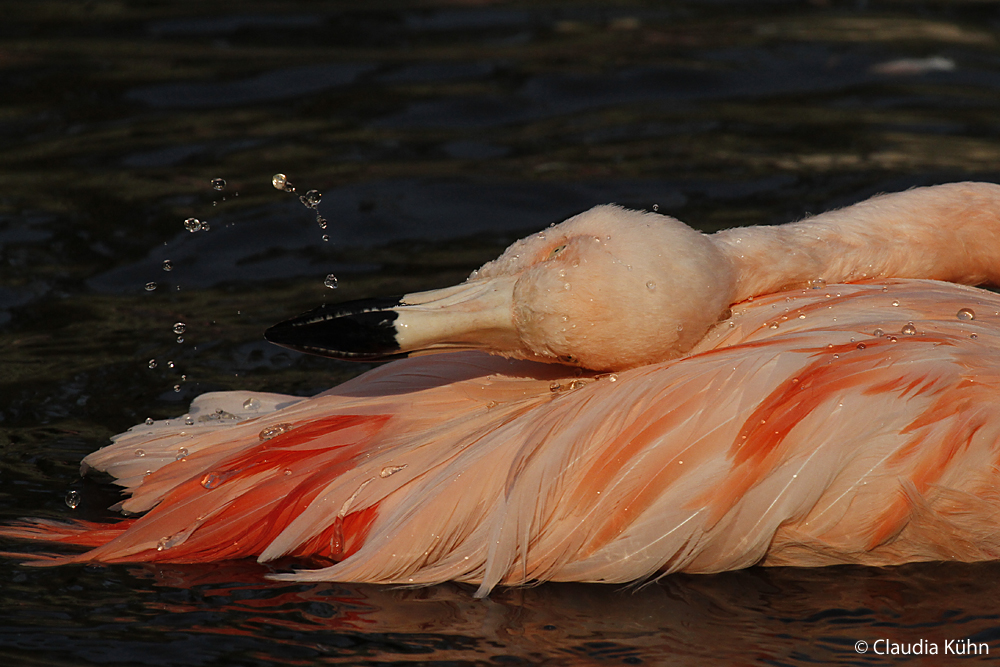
[5,182,1000,596]
[6,279,1000,595]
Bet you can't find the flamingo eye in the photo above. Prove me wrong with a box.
[547,244,567,259]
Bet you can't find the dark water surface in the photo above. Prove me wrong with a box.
[3,1,1000,664]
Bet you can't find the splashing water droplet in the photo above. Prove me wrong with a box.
[173,384,181,392]
[321,234,329,242]
[184,218,202,233]
[211,178,226,191]
[957,308,976,321]
[173,322,186,335]
[808,278,826,289]
[259,423,293,441]
[167,361,175,369]
[243,397,260,411]
[145,282,158,291]
[901,322,917,335]
[301,189,322,208]
[324,274,338,289]
[176,336,184,343]
[317,216,328,230]
[65,490,81,509]
[162,260,173,272]
[148,359,157,369]
[272,173,294,192]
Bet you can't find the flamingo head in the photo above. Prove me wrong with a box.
[265,205,735,371]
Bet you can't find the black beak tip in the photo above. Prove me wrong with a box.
[264,297,405,361]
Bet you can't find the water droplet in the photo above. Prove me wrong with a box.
[64,490,81,509]
[957,308,976,321]
[873,328,885,337]
[563,282,570,290]
[173,322,186,335]
[808,278,826,289]
[856,343,866,350]
[887,335,898,343]
[175,447,188,461]
[316,217,329,230]
[283,469,292,476]
[971,333,979,339]
[798,314,806,320]
[243,397,260,411]
[156,537,169,551]
[324,274,338,289]
[211,178,226,191]
[162,260,173,272]
[272,173,294,191]
[201,472,222,489]
[184,415,193,426]
[259,423,293,441]
[148,359,158,369]
[166,361,174,369]
[321,234,329,242]
[769,323,779,329]
[184,218,202,232]
[176,336,184,343]
[608,373,618,382]
[901,322,917,335]
[173,384,181,392]
[145,417,154,425]
[145,282,158,291]
[135,449,145,458]
[891,300,900,307]
[646,280,656,291]
[652,204,659,212]
[380,464,407,478]
[300,189,322,207]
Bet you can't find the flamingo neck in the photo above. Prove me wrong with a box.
[710,182,1000,304]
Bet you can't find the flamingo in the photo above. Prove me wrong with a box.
[4,182,1000,598]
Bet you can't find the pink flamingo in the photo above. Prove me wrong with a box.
[4,182,1000,597]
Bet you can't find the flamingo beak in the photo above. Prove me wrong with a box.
[264,277,520,361]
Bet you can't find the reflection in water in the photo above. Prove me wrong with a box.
[4,560,994,665]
